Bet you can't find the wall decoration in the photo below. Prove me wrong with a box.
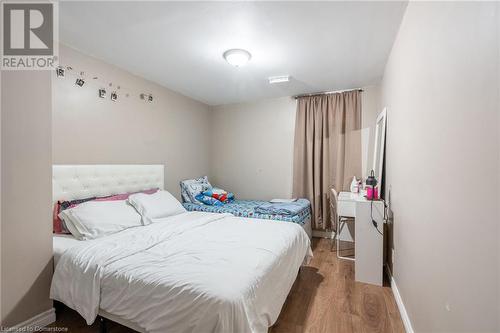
[75,71,86,87]
[55,64,154,103]
[56,66,65,78]
[140,93,154,103]
[75,78,85,87]
[98,88,106,98]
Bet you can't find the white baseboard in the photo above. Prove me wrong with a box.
[389,274,414,333]
[11,308,56,331]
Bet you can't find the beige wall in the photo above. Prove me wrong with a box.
[498,3,500,327]
[210,97,296,200]
[381,2,499,332]
[0,44,211,327]
[1,68,2,325]
[0,65,2,325]
[53,45,212,199]
[361,85,382,179]
[1,71,53,326]
[210,87,381,201]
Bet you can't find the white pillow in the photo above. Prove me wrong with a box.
[59,200,142,240]
[60,215,85,240]
[128,190,186,224]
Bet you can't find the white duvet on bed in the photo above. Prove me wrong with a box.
[51,211,312,333]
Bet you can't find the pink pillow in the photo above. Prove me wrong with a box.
[53,201,67,234]
[94,188,159,201]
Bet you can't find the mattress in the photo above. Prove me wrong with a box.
[183,199,311,225]
[51,211,312,333]
[53,234,81,267]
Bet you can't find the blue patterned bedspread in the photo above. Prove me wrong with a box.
[182,199,311,225]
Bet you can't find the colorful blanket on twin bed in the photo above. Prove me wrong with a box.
[182,199,311,225]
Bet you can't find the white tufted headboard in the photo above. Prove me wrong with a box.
[52,165,164,203]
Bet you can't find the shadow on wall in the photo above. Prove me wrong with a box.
[384,186,395,275]
[2,260,53,327]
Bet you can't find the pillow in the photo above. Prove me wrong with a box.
[95,188,159,202]
[202,187,235,203]
[53,189,159,234]
[53,197,97,234]
[53,202,67,234]
[59,200,142,240]
[180,176,212,203]
[195,193,224,206]
[59,213,85,240]
[128,190,186,224]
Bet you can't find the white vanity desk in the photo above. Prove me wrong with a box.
[338,191,386,286]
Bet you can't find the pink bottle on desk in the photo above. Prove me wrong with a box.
[366,186,373,199]
[367,186,379,200]
[365,170,378,200]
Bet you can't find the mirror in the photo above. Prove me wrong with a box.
[372,108,387,192]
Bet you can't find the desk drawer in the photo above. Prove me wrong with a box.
[338,200,356,217]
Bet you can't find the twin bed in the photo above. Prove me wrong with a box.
[51,165,312,333]
[182,199,312,239]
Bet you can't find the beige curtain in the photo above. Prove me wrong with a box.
[292,90,362,231]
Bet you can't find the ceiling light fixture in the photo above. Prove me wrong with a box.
[268,75,290,84]
[223,49,251,67]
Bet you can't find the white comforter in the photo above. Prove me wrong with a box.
[51,212,312,333]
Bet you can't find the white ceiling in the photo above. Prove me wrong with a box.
[60,1,408,106]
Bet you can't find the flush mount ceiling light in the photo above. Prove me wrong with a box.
[223,49,251,67]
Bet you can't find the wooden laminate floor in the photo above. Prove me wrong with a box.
[50,238,405,333]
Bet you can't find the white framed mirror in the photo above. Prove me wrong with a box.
[372,108,387,191]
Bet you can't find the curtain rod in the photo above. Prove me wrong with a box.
[293,88,363,99]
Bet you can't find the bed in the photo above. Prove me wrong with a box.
[51,165,312,333]
[183,199,312,239]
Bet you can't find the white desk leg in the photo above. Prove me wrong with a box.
[355,201,385,286]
